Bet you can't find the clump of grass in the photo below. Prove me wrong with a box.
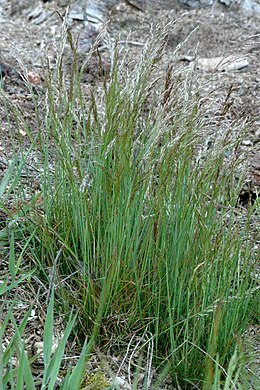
[1,22,259,388]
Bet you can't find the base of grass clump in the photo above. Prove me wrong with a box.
[1,22,259,389]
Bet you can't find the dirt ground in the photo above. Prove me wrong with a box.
[0,0,259,388]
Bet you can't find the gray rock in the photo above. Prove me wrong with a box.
[68,12,85,21]
[240,0,260,14]
[27,4,43,20]
[178,0,213,7]
[85,0,117,24]
[178,0,260,14]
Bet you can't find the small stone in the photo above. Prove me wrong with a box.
[68,12,85,21]
[115,376,125,386]
[33,12,50,25]
[27,71,41,84]
[28,5,43,20]
[57,0,69,6]
[242,139,252,146]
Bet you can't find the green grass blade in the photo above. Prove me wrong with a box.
[68,337,89,389]
[0,161,16,200]
[60,366,72,389]
[8,316,36,390]
[3,309,32,369]
[19,344,36,390]
[223,347,239,390]
[8,232,15,281]
[43,290,54,370]
[0,280,9,296]
[16,344,25,390]
[45,313,77,389]
[0,273,34,296]
[0,338,3,390]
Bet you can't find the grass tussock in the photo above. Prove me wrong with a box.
[0,23,259,389]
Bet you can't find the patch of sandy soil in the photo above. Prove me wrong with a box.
[0,0,259,388]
